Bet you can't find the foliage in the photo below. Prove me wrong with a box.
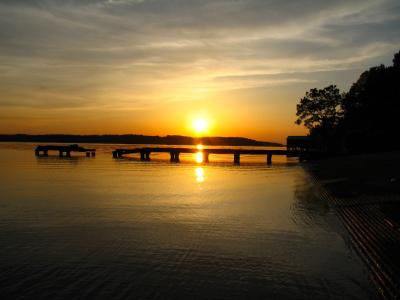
[295,49,400,153]
[394,50,400,68]
[295,85,344,130]
[342,55,400,152]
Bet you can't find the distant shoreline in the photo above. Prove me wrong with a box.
[0,134,283,147]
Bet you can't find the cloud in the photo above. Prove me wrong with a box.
[0,0,399,111]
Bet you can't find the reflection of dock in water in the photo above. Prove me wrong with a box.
[35,144,96,157]
[112,147,307,165]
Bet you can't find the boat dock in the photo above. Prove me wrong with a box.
[112,147,303,164]
[35,144,96,157]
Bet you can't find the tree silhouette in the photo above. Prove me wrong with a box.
[295,49,400,153]
[295,85,344,130]
[342,51,400,152]
[393,50,400,68]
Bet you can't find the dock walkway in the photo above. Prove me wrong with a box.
[112,147,303,164]
[35,144,96,157]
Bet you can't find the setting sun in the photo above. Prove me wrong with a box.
[1,1,399,299]
[193,118,208,134]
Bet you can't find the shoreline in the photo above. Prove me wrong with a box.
[305,152,400,299]
[0,134,283,147]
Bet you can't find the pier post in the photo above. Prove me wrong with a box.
[66,151,71,157]
[86,152,90,157]
[59,151,63,157]
[140,151,145,161]
[112,151,117,158]
[170,151,180,163]
[91,152,95,157]
[267,153,272,165]
[203,152,209,163]
[145,152,151,161]
[234,153,240,165]
[44,150,48,156]
[35,149,39,156]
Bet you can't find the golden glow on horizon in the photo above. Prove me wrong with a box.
[197,144,203,150]
[195,167,205,182]
[1,98,308,144]
[0,0,392,145]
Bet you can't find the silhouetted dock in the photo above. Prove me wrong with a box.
[112,147,304,164]
[35,144,96,157]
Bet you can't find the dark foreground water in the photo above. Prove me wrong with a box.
[0,143,377,299]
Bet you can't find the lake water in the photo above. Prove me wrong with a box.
[0,143,377,299]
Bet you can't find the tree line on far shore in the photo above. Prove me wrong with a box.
[296,49,400,154]
[0,134,282,147]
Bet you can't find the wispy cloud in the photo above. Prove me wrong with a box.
[0,0,399,138]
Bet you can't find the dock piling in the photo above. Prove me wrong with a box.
[145,152,151,161]
[234,153,240,165]
[267,154,272,165]
[170,151,180,163]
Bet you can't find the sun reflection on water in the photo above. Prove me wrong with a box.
[195,152,203,163]
[195,167,205,182]
[195,144,204,163]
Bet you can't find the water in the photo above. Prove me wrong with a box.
[0,143,377,299]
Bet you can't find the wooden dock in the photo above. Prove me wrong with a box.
[35,144,96,157]
[112,147,303,165]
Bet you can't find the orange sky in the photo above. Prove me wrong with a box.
[0,1,399,143]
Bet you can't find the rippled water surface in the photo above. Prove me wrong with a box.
[0,143,377,299]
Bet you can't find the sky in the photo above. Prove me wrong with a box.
[0,0,399,143]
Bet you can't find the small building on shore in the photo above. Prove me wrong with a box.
[286,136,311,152]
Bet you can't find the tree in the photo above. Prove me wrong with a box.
[393,50,400,68]
[295,85,344,130]
[341,51,400,152]
[294,49,400,153]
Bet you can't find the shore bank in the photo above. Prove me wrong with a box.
[306,152,400,299]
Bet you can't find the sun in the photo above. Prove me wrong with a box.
[187,113,213,136]
[193,118,208,134]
